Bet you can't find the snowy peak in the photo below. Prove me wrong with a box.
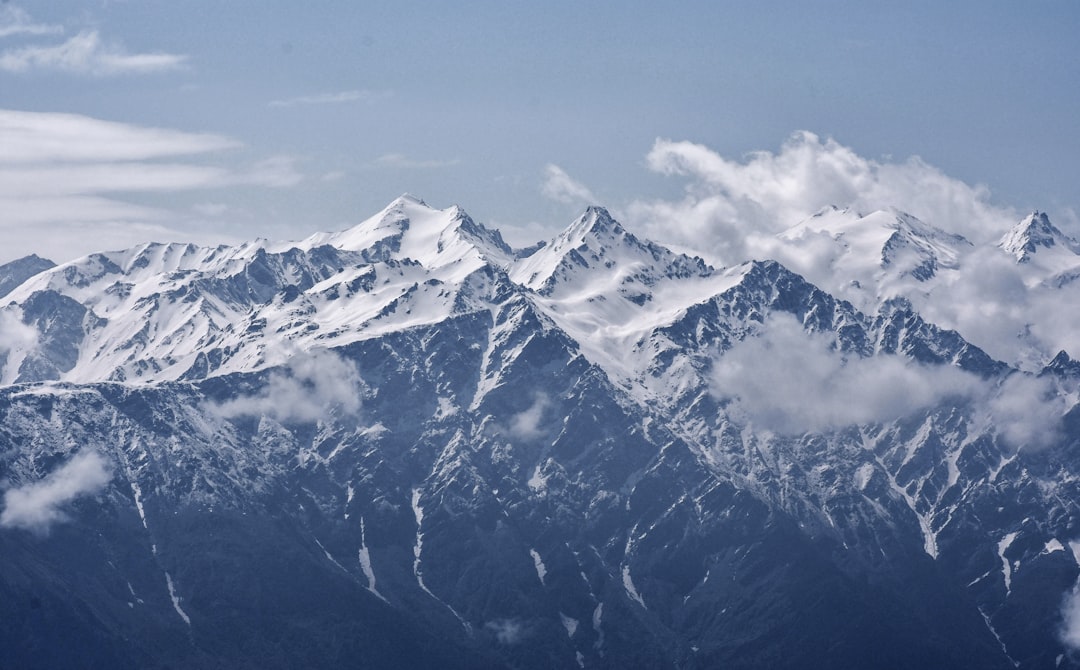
[999,211,1080,263]
[509,206,711,294]
[783,206,969,280]
[0,254,55,299]
[298,194,512,275]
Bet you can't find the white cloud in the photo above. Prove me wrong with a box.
[484,618,528,645]
[984,373,1067,450]
[1,451,112,534]
[372,153,460,169]
[0,6,63,39]
[711,313,982,434]
[0,30,187,75]
[269,89,388,108]
[711,312,1070,446]
[507,394,550,441]
[209,349,363,423]
[0,309,36,354]
[1062,580,1080,651]
[626,132,1017,268]
[541,164,596,207]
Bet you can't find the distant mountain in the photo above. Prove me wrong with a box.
[1,196,1079,669]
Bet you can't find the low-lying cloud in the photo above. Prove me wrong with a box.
[1,450,112,534]
[506,394,551,441]
[711,312,1068,446]
[484,618,528,645]
[209,349,363,423]
[711,313,981,434]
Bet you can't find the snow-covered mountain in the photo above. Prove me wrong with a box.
[2,196,1080,669]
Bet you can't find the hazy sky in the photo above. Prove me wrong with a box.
[1,1,1078,264]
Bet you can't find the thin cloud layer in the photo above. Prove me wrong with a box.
[0,109,300,264]
[1,450,112,534]
[0,109,237,164]
[0,30,187,75]
[209,350,363,423]
[0,6,63,39]
[372,153,460,170]
[269,90,388,108]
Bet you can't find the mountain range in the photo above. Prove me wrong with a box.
[2,194,1080,669]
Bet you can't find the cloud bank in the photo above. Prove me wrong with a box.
[210,350,363,423]
[624,131,1017,268]
[711,313,981,434]
[711,312,1067,446]
[1,451,112,534]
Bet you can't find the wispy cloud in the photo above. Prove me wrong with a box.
[0,109,301,263]
[541,164,596,207]
[0,6,63,39]
[373,153,460,169]
[506,394,550,441]
[268,89,388,108]
[484,618,529,645]
[1,450,112,535]
[0,30,187,75]
[0,109,236,163]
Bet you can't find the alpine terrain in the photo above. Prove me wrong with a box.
[3,194,1080,669]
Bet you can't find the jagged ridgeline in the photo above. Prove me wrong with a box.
[1,195,1079,669]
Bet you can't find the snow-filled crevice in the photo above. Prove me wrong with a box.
[358,516,387,602]
[411,488,470,630]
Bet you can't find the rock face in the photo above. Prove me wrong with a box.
[2,195,1079,669]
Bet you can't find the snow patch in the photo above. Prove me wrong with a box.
[998,531,1019,595]
[592,603,605,655]
[527,463,548,494]
[621,564,646,609]
[358,516,387,602]
[559,612,578,638]
[530,548,547,586]
[853,463,875,491]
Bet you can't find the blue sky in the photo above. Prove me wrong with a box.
[1,1,1078,263]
